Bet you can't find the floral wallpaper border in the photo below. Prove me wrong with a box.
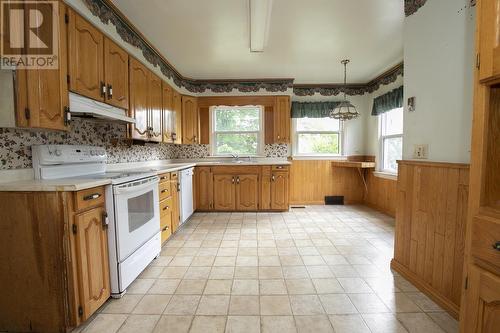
[404,0,428,17]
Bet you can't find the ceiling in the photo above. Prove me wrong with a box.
[111,0,404,84]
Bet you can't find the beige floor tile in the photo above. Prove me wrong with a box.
[127,279,155,294]
[348,293,390,313]
[306,266,334,278]
[234,266,259,279]
[337,278,373,293]
[260,295,293,315]
[259,279,287,295]
[225,316,260,333]
[290,295,325,315]
[82,314,127,333]
[329,265,360,278]
[238,247,258,256]
[261,316,297,333]
[361,313,408,333]
[169,256,194,266]
[132,295,171,314]
[163,295,201,315]
[295,315,334,333]
[148,279,181,294]
[259,266,283,279]
[232,279,259,295]
[190,316,227,333]
[218,247,238,256]
[285,279,316,294]
[229,295,260,315]
[175,279,207,295]
[191,256,216,267]
[101,295,143,314]
[258,256,281,266]
[204,279,233,295]
[209,266,235,279]
[214,256,236,266]
[405,292,443,312]
[312,279,344,294]
[184,266,212,279]
[427,312,459,333]
[280,255,304,266]
[377,292,422,313]
[196,295,230,315]
[160,266,189,279]
[153,315,193,333]
[319,294,358,314]
[139,266,164,279]
[301,256,326,266]
[283,266,309,279]
[258,247,279,256]
[396,313,445,332]
[328,314,370,333]
[117,314,159,333]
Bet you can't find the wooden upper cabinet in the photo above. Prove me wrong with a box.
[16,3,69,131]
[213,175,236,210]
[129,58,149,140]
[236,174,259,211]
[172,91,183,144]
[68,9,104,101]
[103,38,128,109]
[271,171,289,210]
[273,96,291,143]
[478,0,500,82]
[148,73,163,142]
[196,167,213,210]
[162,82,174,143]
[182,95,199,144]
[74,207,110,321]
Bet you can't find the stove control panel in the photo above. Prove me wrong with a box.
[32,145,107,165]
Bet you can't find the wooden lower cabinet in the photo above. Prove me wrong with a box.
[213,174,236,210]
[171,172,181,233]
[196,167,213,210]
[158,172,181,244]
[236,174,259,211]
[271,171,289,210]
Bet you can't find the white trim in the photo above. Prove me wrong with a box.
[291,155,346,161]
[373,171,398,181]
[378,108,403,174]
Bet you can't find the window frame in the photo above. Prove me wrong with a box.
[209,105,265,157]
[378,107,403,174]
[292,117,343,157]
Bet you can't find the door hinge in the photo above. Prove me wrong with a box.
[65,13,69,24]
[464,276,468,290]
[78,306,83,317]
[476,53,480,69]
[64,106,71,126]
[72,224,77,234]
[24,107,30,120]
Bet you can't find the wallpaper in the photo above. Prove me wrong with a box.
[0,119,290,170]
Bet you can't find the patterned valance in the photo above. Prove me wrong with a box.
[371,86,404,116]
[291,102,341,118]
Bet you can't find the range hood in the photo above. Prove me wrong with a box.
[69,92,135,123]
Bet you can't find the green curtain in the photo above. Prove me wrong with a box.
[291,101,341,118]
[371,86,404,116]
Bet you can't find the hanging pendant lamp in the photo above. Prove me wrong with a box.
[329,59,360,121]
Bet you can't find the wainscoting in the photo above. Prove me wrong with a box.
[364,172,398,217]
[391,160,469,319]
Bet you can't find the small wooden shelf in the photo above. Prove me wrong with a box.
[331,161,376,169]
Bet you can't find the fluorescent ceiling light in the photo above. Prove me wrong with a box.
[249,0,273,52]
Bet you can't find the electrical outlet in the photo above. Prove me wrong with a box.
[413,144,429,159]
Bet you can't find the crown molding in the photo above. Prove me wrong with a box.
[81,0,402,95]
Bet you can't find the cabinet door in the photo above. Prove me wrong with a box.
[172,91,183,144]
[196,167,213,210]
[68,10,104,101]
[274,96,290,143]
[162,82,174,143]
[236,175,259,211]
[129,58,149,140]
[15,3,69,131]
[462,265,500,333]
[148,73,163,142]
[160,197,173,244]
[181,95,199,144]
[170,172,180,233]
[74,207,110,321]
[260,166,272,210]
[478,0,500,82]
[271,171,289,210]
[213,175,236,211]
[104,38,128,109]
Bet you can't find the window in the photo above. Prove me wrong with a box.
[379,107,403,173]
[293,117,342,156]
[210,106,263,156]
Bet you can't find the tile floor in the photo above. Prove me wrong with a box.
[75,205,459,333]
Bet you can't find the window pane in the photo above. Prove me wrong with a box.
[383,136,402,173]
[215,133,258,155]
[297,133,339,155]
[382,108,403,136]
[296,117,340,132]
[214,107,260,131]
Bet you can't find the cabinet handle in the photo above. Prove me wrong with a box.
[232,177,235,184]
[83,193,101,201]
[107,84,113,99]
[160,176,167,180]
[176,183,180,192]
[163,206,169,211]
[100,82,106,98]
[162,225,169,232]
[236,176,240,184]
[271,175,275,182]
[102,212,109,228]
[193,135,197,143]
[161,189,167,194]
[493,241,500,251]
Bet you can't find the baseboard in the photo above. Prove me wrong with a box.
[391,259,460,319]
[363,202,396,217]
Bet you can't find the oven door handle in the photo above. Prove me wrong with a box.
[114,178,159,195]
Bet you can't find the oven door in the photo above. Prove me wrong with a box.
[113,176,160,261]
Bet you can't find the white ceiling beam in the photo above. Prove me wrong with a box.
[249,0,273,52]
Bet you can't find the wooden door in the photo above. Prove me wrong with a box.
[15,3,69,131]
[172,91,183,144]
[462,265,500,332]
[236,174,259,211]
[129,58,149,140]
[148,73,163,142]
[213,175,236,210]
[103,38,128,109]
[181,95,199,144]
[271,171,289,210]
[170,172,180,233]
[478,0,500,82]
[274,96,290,143]
[162,82,174,143]
[68,10,104,101]
[74,207,110,321]
[196,167,213,210]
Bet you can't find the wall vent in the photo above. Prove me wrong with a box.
[325,196,344,205]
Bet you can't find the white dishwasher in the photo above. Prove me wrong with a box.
[179,167,194,225]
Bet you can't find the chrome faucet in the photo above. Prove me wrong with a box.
[230,153,239,162]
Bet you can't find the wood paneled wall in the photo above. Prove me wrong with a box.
[364,172,398,217]
[391,160,469,319]
[289,160,364,205]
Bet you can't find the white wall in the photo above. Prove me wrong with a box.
[403,0,475,163]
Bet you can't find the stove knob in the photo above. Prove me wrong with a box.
[55,149,62,156]
[90,150,96,156]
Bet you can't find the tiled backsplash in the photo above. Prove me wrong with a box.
[0,119,290,169]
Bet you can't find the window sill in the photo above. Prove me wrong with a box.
[291,155,346,161]
[373,171,398,181]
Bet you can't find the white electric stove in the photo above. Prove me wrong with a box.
[32,145,161,297]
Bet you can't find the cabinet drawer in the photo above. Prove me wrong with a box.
[159,182,171,200]
[75,187,105,211]
[272,165,289,171]
[161,223,172,243]
[471,215,500,270]
[160,197,173,219]
[159,173,170,183]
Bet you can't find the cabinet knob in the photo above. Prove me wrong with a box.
[100,82,106,98]
[107,84,113,99]
[271,175,275,182]
[236,176,240,184]
[493,241,500,251]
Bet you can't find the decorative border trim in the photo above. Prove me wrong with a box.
[81,0,401,95]
[404,0,427,17]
